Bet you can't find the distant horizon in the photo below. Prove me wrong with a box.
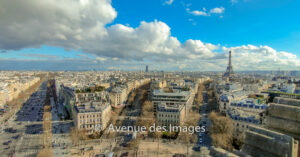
[1,68,299,73]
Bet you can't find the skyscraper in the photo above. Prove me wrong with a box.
[146,65,149,72]
[224,51,234,78]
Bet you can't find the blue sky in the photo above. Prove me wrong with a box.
[0,0,300,71]
[112,0,300,53]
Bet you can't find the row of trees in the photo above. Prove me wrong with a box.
[136,101,157,138]
[75,85,105,93]
[178,111,200,143]
[38,81,53,157]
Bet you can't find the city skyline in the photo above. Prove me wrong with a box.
[0,0,300,71]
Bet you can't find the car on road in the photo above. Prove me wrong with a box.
[197,138,203,145]
[5,128,17,133]
[12,135,19,139]
[173,153,186,157]
[3,140,12,145]
[193,146,201,151]
[120,152,128,157]
[198,132,203,137]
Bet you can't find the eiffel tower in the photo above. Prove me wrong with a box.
[224,51,234,78]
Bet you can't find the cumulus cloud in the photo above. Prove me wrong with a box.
[0,0,299,71]
[0,0,117,50]
[222,45,300,70]
[0,0,215,62]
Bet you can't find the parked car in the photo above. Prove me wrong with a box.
[193,146,201,151]
[173,154,186,157]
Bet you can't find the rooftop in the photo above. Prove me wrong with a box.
[152,89,190,97]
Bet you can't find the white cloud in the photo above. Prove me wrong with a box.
[96,57,107,62]
[210,7,225,14]
[187,7,225,16]
[221,45,300,70]
[164,0,174,5]
[190,10,208,16]
[0,0,117,50]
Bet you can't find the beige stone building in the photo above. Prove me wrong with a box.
[0,89,7,108]
[75,91,108,104]
[241,97,300,157]
[152,89,193,128]
[242,125,298,157]
[110,78,150,106]
[73,90,112,134]
[265,97,300,139]
[0,77,40,107]
[73,102,111,134]
[109,87,127,106]
[152,89,193,114]
[156,102,186,127]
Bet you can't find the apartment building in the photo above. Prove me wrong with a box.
[75,91,108,105]
[109,87,127,107]
[152,89,192,115]
[152,88,193,128]
[227,109,262,135]
[70,87,112,134]
[73,101,111,134]
[156,102,186,127]
[110,78,150,107]
[224,98,268,135]
[150,80,167,90]
[218,90,252,113]
[0,88,7,108]
[228,98,268,113]
[0,76,40,107]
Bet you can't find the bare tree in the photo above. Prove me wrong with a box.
[127,90,137,105]
[37,148,53,157]
[195,83,205,105]
[141,101,153,116]
[184,111,200,127]
[233,132,245,150]
[209,111,234,151]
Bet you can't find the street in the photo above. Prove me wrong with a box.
[0,81,48,157]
